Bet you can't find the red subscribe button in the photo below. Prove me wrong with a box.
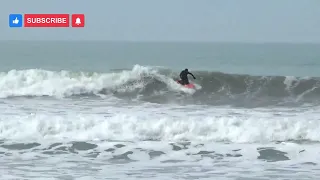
[24,14,85,27]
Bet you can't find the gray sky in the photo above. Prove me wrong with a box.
[1,0,320,42]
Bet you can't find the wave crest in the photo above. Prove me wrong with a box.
[0,65,320,106]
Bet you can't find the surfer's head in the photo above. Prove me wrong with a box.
[185,68,188,72]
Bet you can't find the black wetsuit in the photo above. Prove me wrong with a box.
[179,70,195,85]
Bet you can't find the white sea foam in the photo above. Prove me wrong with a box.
[0,65,198,98]
[0,65,320,179]
[0,101,320,143]
[1,140,320,179]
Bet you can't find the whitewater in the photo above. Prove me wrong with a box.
[0,64,320,180]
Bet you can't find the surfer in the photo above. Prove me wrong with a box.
[178,68,196,85]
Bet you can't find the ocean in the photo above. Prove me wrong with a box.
[0,41,320,179]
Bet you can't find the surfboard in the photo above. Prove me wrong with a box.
[176,80,195,89]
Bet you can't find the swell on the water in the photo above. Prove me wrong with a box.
[1,110,320,143]
[0,65,320,106]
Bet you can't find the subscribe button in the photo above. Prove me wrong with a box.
[9,14,85,27]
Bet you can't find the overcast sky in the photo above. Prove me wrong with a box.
[1,0,319,42]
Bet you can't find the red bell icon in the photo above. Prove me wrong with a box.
[72,14,85,27]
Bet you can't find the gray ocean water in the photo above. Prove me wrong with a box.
[1,41,320,179]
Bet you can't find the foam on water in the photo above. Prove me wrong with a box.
[0,65,320,107]
[1,139,320,179]
[1,65,320,179]
[1,104,320,143]
[0,65,197,99]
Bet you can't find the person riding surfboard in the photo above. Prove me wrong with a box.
[178,68,196,85]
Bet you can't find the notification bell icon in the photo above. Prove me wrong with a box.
[75,17,81,25]
[72,14,85,27]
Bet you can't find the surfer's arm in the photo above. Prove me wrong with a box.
[188,72,196,79]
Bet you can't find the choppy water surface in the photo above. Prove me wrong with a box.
[0,65,320,179]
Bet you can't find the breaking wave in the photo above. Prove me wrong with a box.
[2,109,320,143]
[0,64,320,106]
